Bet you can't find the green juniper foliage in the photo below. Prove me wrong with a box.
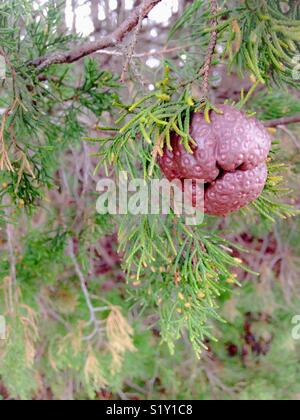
[0,0,300,400]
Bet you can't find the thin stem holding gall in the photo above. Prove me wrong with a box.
[120,0,145,83]
[200,0,218,98]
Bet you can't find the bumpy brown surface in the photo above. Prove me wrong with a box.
[158,105,271,216]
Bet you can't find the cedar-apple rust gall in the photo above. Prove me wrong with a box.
[158,105,271,217]
[96,107,271,224]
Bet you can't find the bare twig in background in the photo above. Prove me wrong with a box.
[202,351,240,398]
[95,45,189,59]
[5,214,16,314]
[278,125,300,149]
[68,239,96,324]
[38,295,71,330]
[81,141,91,198]
[32,0,162,71]
[263,115,300,128]
[67,238,107,341]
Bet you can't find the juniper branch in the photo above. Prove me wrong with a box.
[31,0,162,72]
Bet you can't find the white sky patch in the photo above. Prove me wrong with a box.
[99,5,106,21]
[148,0,179,24]
[65,0,176,37]
[211,69,222,87]
[65,0,73,29]
[109,0,118,11]
[76,4,94,36]
[66,0,94,36]
[125,0,134,10]
[33,0,48,10]
[150,28,158,38]
[146,57,161,68]
[148,84,155,91]
[216,45,224,54]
